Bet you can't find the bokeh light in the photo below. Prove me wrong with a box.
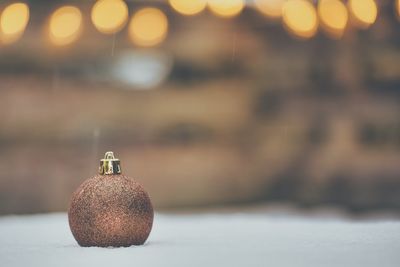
[397,0,400,18]
[169,0,207,16]
[0,3,30,44]
[49,6,82,46]
[91,0,128,34]
[348,0,377,29]
[282,0,318,39]
[128,8,168,47]
[254,0,285,19]
[208,0,244,18]
[318,0,348,38]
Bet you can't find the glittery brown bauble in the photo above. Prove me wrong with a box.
[68,174,153,247]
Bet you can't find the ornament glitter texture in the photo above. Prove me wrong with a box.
[68,152,153,247]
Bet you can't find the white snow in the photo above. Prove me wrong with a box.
[0,212,399,267]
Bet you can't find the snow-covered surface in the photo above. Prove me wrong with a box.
[0,212,399,267]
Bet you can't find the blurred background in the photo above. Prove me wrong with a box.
[0,0,399,215]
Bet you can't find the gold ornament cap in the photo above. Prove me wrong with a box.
[99,151,121,175]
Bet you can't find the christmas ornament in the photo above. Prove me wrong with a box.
[68,151,153,247]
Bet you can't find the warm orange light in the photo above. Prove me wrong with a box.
[169,0,207,16]
[348,0,377,29]
[0,3,29,44]
[318,0,348,38]
[282,0,318,39]
[397,0,400,18]
[91,0,128,34]
[49,6,82,46]
[208,0,244,18]
[254,0,285,19]
[128,8,168,47]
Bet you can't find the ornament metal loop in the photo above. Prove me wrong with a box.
[99,151,122,175]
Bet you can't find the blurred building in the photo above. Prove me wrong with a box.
[0,0,399,214]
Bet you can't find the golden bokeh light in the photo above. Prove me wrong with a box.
[318,0,348,38]
[208,0,244,18]
[282,0,318,39]
[91,0,128,34]
[49,6,82,46]
[254,0,285,19]
[0,3,30,44]
[169,0,207,16]
[348,0,377,28]
[397,0,400,18]
[128,8,168,47]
